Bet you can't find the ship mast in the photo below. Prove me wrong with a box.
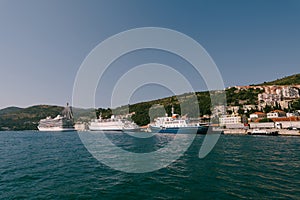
[62,102,73,120]
[171,106,174,116]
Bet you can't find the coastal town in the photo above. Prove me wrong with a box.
[218,85,300,135]
[72,83,300,136]
[1,83,300,136]
[1,76,300,136]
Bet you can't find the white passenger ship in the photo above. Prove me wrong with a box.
[38,103,75,132]
[149,107,208,134]
[89,114,140,132]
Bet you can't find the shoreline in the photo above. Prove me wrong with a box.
[222,128,300,136]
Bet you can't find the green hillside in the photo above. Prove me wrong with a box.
[0,105,63,130]
[259,73,300,85]
[0,106,22,115]
[103,91,212,126]
[1,73,299,130]
[0,105,97,131]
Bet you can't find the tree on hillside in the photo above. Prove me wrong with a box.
[274,101,282,110]
[96,108,112,119]
[291,99,300,110]
[238,107,245,115]
[263,105,272,113]
[259,118,273,123]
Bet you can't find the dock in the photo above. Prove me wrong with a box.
[223,128,300,136]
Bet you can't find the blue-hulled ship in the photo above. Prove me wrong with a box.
[149,107,209,134]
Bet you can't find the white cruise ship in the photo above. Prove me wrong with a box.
[149,107,208,134]
[38,103,75,132]
[89,115,140,132]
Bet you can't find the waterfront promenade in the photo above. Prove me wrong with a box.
[223,128,300,136]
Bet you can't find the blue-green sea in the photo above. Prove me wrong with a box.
[1,131,299,199]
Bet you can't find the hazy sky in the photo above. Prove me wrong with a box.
[0,0,299,109]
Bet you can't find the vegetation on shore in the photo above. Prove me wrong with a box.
[1,74,300,130]
[0,105,96,130]
[0,105,63,130]
[258,73,300,86]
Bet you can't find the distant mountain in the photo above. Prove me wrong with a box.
[1,73,300,130]
[0,106,22,115]
[258,73,300,85]
[0,105,63,131]
[72,107,97,122]
[0,105,96,131]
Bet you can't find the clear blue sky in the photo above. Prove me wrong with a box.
[0,0,299,109]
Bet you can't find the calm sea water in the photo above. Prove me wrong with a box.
[0,131,299,199]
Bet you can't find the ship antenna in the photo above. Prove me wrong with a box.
[62,102,73,119]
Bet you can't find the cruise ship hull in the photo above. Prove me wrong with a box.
[89,126,140,132]
[150,126,208,134]
[38,126,75,132]
[37,103,75,132]
[88,118,140,132]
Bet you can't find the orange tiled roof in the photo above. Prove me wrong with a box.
[272,110,286,113]
[254,112,265,114]
[270,117,300,121]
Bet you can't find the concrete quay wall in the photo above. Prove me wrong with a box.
[223,128,300,136]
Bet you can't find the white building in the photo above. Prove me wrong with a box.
[243,104,256,111]
[258,93,281,104]
[258,86,300,109]
[227,106,240,114]
[212,105,226,117]
[219,115,241,125]
[249,112,266,119]
[282,87,300,99]
[267,110,286,118]
[286,112,300,117]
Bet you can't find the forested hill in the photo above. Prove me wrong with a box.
[0,105,96,131]
[0,106,22,115]
[1,73,300,130]
[258,73,300,85]
[0,105,63,130]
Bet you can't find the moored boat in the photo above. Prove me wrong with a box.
[38,103,75,132]
[88,115,140,132]
[247,129,278,136]
[149,107,209,134]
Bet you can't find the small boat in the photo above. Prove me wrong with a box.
[247,129,278,136]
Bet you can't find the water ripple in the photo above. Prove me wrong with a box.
[0,131,299,199]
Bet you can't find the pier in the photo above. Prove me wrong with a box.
[223,128,300,136]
